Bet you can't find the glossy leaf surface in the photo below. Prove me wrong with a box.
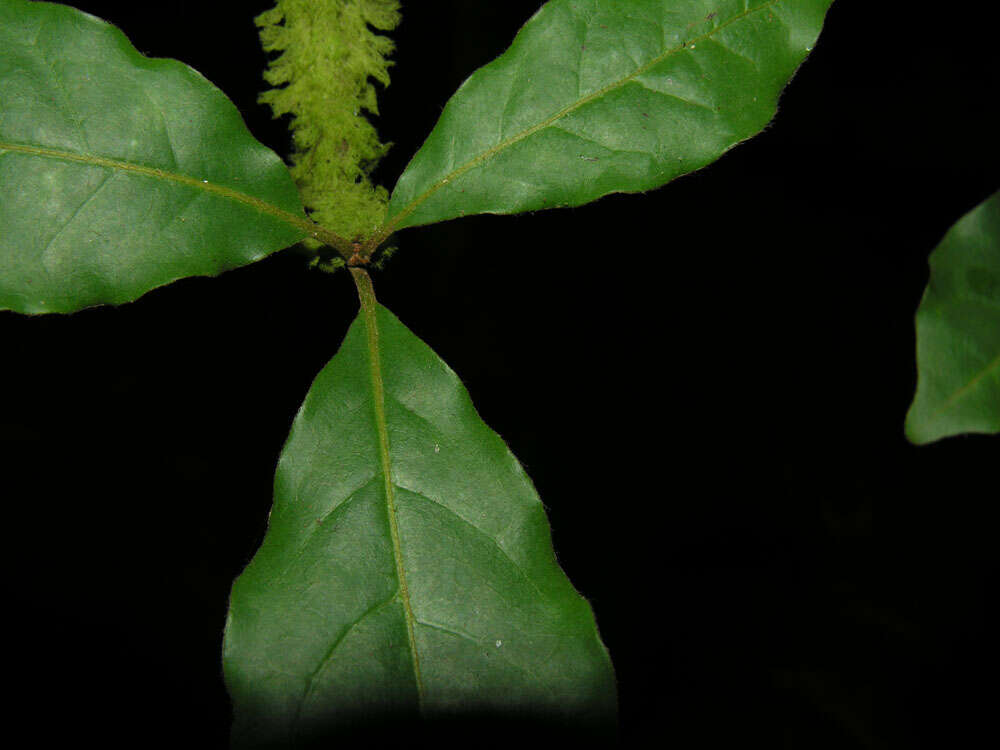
[906,191,1000,444]
[0,0,308,314]
[385,0,833,233]
[224,274,616,745]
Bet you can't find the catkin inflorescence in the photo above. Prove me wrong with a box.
[256,0,400,243]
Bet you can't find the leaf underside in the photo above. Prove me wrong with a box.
[906,190,1000,444]
[223,296,616,746]
[0,0,306,314]
[387,0,834,232]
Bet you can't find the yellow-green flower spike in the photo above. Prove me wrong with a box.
[256,0,400,243]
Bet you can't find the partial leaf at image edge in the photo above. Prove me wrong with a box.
[906,190,1000,444]
[223,272,616,745]
[0,0,310,314]
[384,0,834,235]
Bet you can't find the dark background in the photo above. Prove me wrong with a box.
[2,1,998,747]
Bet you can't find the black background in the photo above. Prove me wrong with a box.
[2,1,998,747]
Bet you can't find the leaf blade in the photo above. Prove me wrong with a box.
[906,190,1000,444]
[223,276,616,744]
[385,0,833,233]
[0,0,309,314]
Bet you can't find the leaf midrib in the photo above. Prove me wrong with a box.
[351,267,425,706]
[378,0,782,240]
[0,139,344,249]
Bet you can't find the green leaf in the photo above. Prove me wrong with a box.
[223,271,616,744]
[384,0,833,234]
[906,190,1000,444]
[0,0,311,315]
